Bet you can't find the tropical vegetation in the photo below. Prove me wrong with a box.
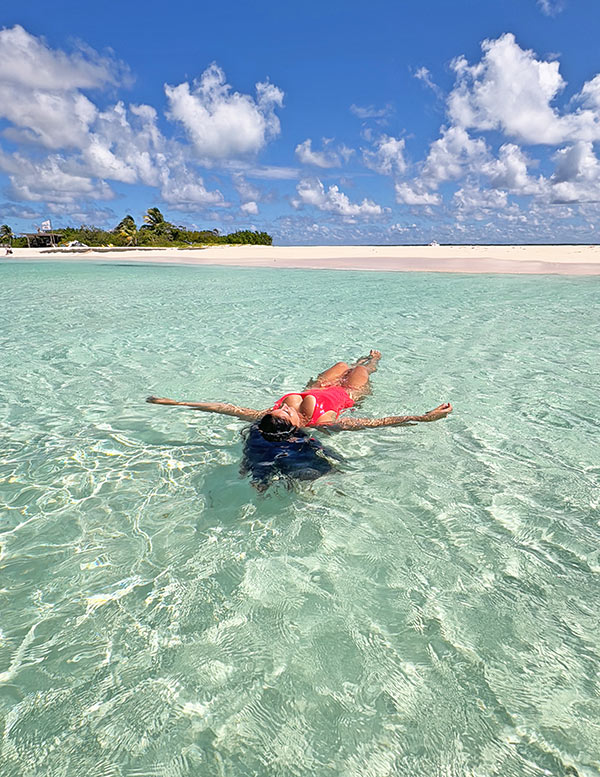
[0,223,14,246]
[2,208,273,248]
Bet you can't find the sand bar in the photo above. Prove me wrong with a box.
[4,244,600,274]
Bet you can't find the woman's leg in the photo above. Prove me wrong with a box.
[306,350,381,392]
[352,350,381,375]
[342,350,381,400]
[307,361,350,388]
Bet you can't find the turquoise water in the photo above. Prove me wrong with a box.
[1,261,599,777]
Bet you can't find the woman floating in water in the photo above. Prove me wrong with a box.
[147,351,452,489]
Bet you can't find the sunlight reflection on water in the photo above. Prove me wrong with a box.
[1,261,599,777]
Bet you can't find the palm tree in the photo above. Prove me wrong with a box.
[142,207,176,242]
[0,224,14,246]
[114,215,138,246]
[143,207,165,228]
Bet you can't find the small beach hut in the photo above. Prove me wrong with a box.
[21,231,62,248]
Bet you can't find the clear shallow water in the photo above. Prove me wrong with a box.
[0,260,599,777]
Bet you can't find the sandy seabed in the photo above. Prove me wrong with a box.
[5,244,600,274]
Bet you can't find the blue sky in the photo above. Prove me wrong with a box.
[2,0,600,244]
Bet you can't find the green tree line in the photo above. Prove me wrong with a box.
[2,208,272,248]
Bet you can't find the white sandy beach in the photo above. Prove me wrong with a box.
[6,244,600,274]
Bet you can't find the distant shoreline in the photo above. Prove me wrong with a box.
[4,244,600,274]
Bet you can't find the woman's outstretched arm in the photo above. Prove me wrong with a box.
[325,402,452,431]
[146,396,264,422]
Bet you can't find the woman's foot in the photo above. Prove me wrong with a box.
[354,350,381,372]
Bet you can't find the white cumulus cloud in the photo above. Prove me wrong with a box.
[481,143,542,195]
[394,182,441,206]
[294,179,385,217]
[422,126,488,184]
[82,102,164,186]
[0,27,247,210]
[0,24,126,91]
[165,63,283,160]
[233,173,261,214]
[447,33,600,145]
[577,74,600,111]
[0,25,130,150]
[550,141,600,202]
[241,201,259,215]
[393,127,486,206]
[392,33,600,212]
[552,141,599,182]
[233,173,261,202]
[0,150,113,204]
[0,89,98,150]
[453,186,509,212]
[362,135,406,176]
[295,138,342,168]
[158,164,225,210]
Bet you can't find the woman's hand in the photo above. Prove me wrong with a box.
[422,402,453,421]
[146,396,179,405]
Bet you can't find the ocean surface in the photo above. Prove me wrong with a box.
[1,260,599,777]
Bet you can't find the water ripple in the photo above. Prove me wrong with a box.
[1,263,599,776]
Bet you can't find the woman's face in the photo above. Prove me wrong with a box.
[270,405,302,427]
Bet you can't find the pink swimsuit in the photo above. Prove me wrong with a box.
[272,386,354,426]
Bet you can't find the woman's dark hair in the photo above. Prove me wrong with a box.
[258,413,297,441]
[241,421,342,491]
